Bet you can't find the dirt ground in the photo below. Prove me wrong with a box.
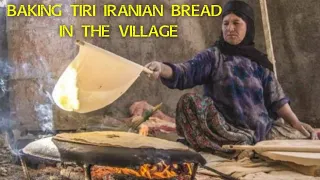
[0,133,62,180]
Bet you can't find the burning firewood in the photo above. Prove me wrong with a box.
[91,161,193,180]
[139,124,149,136]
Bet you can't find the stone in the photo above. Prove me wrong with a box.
[0,167,8,176]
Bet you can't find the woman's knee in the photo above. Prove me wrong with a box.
[176,93,195,109]
[177,93,199,103]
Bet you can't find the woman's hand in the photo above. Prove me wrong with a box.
[292,121,318,140]
[144,61,173,80]
[144,61,163,80]
[277,103,318,140]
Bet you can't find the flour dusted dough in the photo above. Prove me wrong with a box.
[52,41,143,113]
[256,140,320,166]
[53,131,191,151]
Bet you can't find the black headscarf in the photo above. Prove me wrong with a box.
[215,0,274,71]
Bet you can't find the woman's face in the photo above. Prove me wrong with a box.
[222,13,247,45]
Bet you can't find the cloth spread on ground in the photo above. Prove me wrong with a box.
[161,47,290,142]
[197,152,320,180]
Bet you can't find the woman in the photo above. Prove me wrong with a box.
[145,0,318,154]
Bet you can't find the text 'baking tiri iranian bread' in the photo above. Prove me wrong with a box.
[52,41,144,113]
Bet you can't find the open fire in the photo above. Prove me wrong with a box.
[19,132,206,180]
[91,161,193,179]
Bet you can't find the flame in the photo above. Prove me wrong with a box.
[91,161,193,179]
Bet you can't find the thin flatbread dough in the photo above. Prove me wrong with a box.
[197,156,287,178]
[53,131,192,151]
[256,140,320,166]
[52,41,144,113]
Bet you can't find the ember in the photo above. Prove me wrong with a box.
[91,161,193,179]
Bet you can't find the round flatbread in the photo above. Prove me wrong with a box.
[53,131,191,151]
[256,140,320,166]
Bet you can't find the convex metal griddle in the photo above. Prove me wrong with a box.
[52,131,206,180]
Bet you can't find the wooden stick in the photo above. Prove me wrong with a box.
[142,67,154,74]
[84,164,92,180]
[260,0,277,78]
[75,39,85,46]
[222,144,320,153]
[20,156,31,180]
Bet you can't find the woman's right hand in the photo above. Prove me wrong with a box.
[292,121,319,140]
[144,61,163,80]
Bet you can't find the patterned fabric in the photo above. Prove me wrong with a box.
[176,93,307,153]
[176,93,255,153]
[266,118,308,140]
[161,47,289,142]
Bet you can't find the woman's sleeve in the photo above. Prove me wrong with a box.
[160,49,217,90]
[263,68,290,119]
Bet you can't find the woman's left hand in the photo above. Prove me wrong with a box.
[292,122,318,140]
